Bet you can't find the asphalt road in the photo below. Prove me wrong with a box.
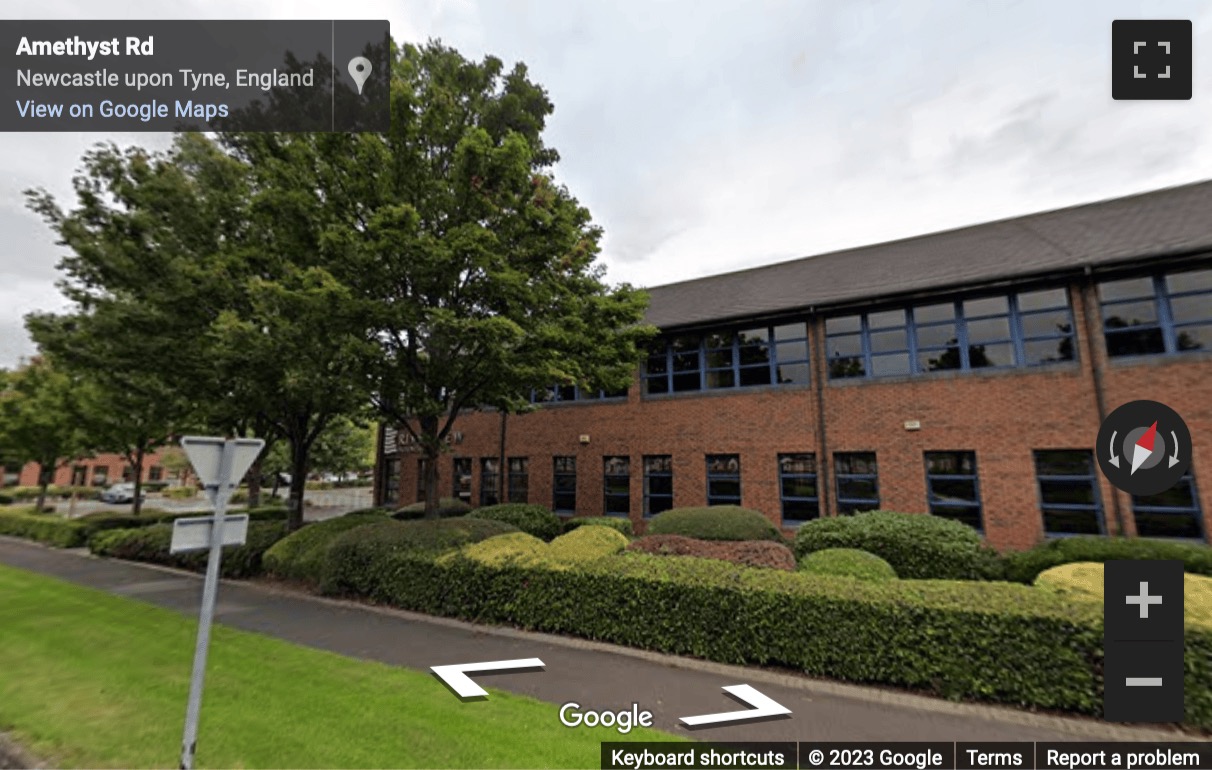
[0,537,1189,746]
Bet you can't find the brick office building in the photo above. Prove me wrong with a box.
[3,452,172,490]
[375,181,1212,550]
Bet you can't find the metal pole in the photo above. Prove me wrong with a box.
[179,440,234,770]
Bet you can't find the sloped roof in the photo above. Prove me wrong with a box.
[644,180,1212,329]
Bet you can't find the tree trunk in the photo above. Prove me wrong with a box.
[132,447,145,516]
[287,440,309,532]
[420,416,440,519]
[247,455,264,509]
[35,462,50,513]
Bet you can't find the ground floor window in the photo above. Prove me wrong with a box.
[381,456,400,507]
[1034,450,1103,535]
[71,465,86,487]
[706,454,741,506]
[122,465,134,482]
[779,453,819,524]
[148,465,163,482]
[480,458,500,506]
[507,457,529,503]
[1,465,18,487]
[553,456,576,513]
[924,451,982,530]
[91,466,109,487]
[604,456,630,516]
[1133,471,1205,540]
[834,452,879,514]
[643,455,673,517]
[453,457,472,504]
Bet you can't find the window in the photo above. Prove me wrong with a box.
[91,466,109,487]
[122,465,135,483]
[924,451,982,530]
[71,465,86,487]
[553,456,576,513]
[381,457,400,507]
[507,458,529,503]
[706,454,741,506]
[2,465,19,488]
[148,466,163,482]
[778,453,819,524]
[1033,450,1103,536]
[827,288,1076,379]
[603,456,630,516]
[530,383,628,403]
[643,455,673,517]
[453,457,472,504]
[480,458,500,506]
[643,322,810,395]
[834,452,879,514]
[1133,472,1205,540]
[1100,268,1212,358]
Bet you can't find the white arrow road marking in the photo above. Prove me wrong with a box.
[431,658,545,699]
[679,684,792,727]
[1169,431,1180,468]
[1109,430,1121,468]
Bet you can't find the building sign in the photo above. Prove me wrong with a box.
[385,427,464,454]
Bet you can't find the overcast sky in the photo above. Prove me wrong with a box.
[3,0,1211,368]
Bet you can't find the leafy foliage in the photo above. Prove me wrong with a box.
[562,516,633,536]
[262,511,389,584]
[793,511,1003,580]
[393,498,472,520]
[645,506,783,543]
[626,535,796,571]
[89,521,288,578]
[1035,562,1212,631]
[1002,536,1212,584]
[0,508,87,547]
[798,548,898,581]
[0,358,87,511]
[467,504,562,541]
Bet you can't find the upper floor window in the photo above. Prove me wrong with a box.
[643,323,810,395]
[826,287,1075,379]
[530,383,628,403]
[1100,268,1212,359]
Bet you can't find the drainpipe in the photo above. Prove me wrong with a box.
[810,308,832,517]
[1079,267,1124,536]
[497,411,507,504]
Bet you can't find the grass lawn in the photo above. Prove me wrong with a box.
[0,564,683,768]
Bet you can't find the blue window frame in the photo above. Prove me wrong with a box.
[643,323,810,395]
[479,458,500,507]
[826,287,1076,379]
[834,452,879,514]
[643,455,673,517]
[706,454,741,506]
[530,383,628,403]
[603,456,630,516]
[925,451,982,531]
[1100,267,1212,358]
[1133,471,1205,541]
[778,453,819,524]
[553,456,576,513]
[1033,450,1103,536]
[507,457,528,503]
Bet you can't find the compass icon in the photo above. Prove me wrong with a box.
[1096,400,1192,496]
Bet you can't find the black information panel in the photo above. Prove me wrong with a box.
[2,20,389,131]
[599,743,1212,770]
[1103,560,1185,722]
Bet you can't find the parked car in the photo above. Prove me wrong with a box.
[99,483,145,504]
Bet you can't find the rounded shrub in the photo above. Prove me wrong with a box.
[1036,562,1212,630]
[798,548,897,581]
[645,506,782,542]
[467,504,561,541]
[263,510,389,584]
[318,517,518,596]
[1003,536,1212,584]
[626,535,797,571]
[548,525,629,563]
[89,521,287,578]
[562,516,633,537]
[793,511,1002,580]
[392,497,473,520]
[459,532,548,567]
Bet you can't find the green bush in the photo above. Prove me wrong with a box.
[244,506,290,522]
[392,498,472,520]
[467,504,561,541]
[263,511,389,584]
[0,494,13,506]
[547,526,630,563]
[162,486,197,500]
[75,507,284,541]
[562,516,633,536]
[799,548,897,581]
[89,521,288,578]
[0,508,87,547]
[1003,536,1212,584]
[646,506,782,542]
[318,518,519,596]
[9,485,101,501]
[338,549,1211,729]
[793,511,1002,580]
[1035,562,1212,631]
[457,532,549,568]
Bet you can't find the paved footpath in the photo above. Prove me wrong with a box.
[0,537,1190,745]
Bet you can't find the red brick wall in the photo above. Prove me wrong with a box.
[7,451,171,489]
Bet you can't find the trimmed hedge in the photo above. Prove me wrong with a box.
[89,521,288,578]
[75,506,287,541]
[562,516,633,536]
[318,518,519,596]
[458,532,548,567]
[1003,536,1212,584]
[547,526,630,563]
[467,504,562,541]
[0,508,87,547]
[326,549,1211,728]
[645,506,783,542]
[793,511,1003,580]
[627,535,797,571]
[7,485,102,501]
[262,511,389,584]
[393,498,473,519]
[799,548,897,581]
[162,487,197,500]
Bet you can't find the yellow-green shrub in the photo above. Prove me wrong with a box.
[1035,562,1212,630]
[547,525,628,563]
[458,532,547,567]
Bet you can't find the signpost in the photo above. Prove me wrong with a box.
[176,436,265,770]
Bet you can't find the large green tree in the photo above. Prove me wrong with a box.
[0,358,85,512]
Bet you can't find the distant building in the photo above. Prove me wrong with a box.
[4,451,173,489]
[375,181,1212,550]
